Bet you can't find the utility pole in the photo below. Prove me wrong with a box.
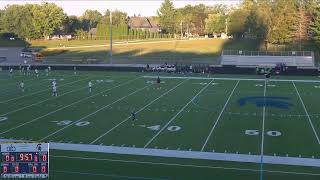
[225,18,228,36]
[187,23,189,38]
[180,20,183,40]
[109,11,113,64]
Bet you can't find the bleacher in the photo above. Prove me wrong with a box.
[221,50,315,67]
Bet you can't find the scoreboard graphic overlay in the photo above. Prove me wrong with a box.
[1,143,49,178]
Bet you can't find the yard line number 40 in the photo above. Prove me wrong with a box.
[147,125,181,132]
[55,120,90,127]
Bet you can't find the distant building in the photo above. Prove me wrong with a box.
[128,16,160,32]
[49,34,72,40]
[89,28,97,39]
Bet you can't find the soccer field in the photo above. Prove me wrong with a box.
[0,70,319,180]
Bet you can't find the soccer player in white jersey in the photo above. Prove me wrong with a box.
[21,67,25,76]
[9,68,13,75]
[19,64,22,74]
[52,80,57,87]
[35,69,39,77]
[26,65,31,75]
[52,85,57,97]
[20,81,25,92]
[88,81,92,93]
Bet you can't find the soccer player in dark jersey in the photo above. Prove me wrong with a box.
[265,72,271,84]
[156,76,161,89]
[131,111,136,126]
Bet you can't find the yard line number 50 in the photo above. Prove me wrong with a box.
[245,129,282,137]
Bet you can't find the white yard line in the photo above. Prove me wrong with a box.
[0,74,80,104]
[293,81,320,144]
[51,155,320,176]
[52,170,168,180]
[90,79,188,144]
[260,79,267,180]
[0,77,92,116]
[0,77,141,135]
[143,76,320,83]
[200,80,240,151]
[39,84,151,141]
[143,79,214,148]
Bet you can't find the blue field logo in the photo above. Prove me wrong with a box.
[238,96,293,109]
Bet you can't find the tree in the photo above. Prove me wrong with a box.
[190,4,208,34]
[244,8,267,40]
[311,3,320,47]
[32,2,66,38]
[81,10,102,31]
[267,0,297,43]
[75,29,88,40]
[1,4,40,39]
[157,0,176,34]
[291,0,319,45]
[228,8,248,38]
[65,16,82,35]
[111,10,127,25]
[0,10,3,32]
[205,13,226,34]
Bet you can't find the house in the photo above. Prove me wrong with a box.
[128,16,160,32]
[89,28,97,39]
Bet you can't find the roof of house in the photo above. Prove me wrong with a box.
[128,16,160,29]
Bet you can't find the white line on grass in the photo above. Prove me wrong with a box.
[51,155,320,176]
[143,76,320,83]
[39,84,151,141]
[259,79,267,180]
[200,80,240,151]
[0,77,92,116]
[143,79,214,148]
[90,79,188,144]
[0,74,82,104]
[52,170,169,180]
[292,81,320,144]
[0,77,141,135]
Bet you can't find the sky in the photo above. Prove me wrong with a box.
[0,0,240,17]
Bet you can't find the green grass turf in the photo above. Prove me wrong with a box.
[0,70,319,179]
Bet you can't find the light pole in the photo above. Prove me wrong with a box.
[109,11,113,64]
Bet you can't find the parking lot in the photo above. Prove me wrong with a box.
[0,47,31,64]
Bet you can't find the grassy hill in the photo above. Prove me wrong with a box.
[0,38,318,65]
[40,39,260,64]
